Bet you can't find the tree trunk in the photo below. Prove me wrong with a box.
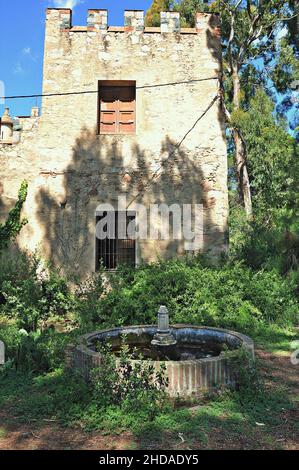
[232,70,252,218]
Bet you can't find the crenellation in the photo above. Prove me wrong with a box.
[124,10,145,32]
[160,12,180,33]
[44,8,220,36]
[46,8,72,30]
[87,9,108,31]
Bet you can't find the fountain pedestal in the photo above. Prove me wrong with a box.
[151,305,177,347]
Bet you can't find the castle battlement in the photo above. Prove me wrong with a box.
[45,8,221,36]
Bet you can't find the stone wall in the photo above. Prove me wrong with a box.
[0,9,228,277]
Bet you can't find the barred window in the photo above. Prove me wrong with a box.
[96,211,136,270]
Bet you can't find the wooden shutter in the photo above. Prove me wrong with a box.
[118,87,135,134]
[99,87,117,134]
[99,85,135,135]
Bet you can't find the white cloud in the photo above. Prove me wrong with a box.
[52,0,84,8]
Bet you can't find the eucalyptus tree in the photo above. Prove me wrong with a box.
[146,0,298,218]
[205,0,298,217]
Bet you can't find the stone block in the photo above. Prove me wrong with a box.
[87,9,108,31]
[124,10,144,32]
[160,11,180,33]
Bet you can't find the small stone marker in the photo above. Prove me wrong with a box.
[0,340,4,365]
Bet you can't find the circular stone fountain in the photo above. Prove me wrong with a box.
[67,306,254,397]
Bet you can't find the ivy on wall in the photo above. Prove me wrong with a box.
[0,181,28,252]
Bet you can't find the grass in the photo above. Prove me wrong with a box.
[1,253,298,449]
[0,298,297,450]
[0,340,297,450]
[253,325,298,354]
[0,427,7,439]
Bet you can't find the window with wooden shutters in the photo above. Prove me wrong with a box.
[99,81,136,135]
[96,212,136,270]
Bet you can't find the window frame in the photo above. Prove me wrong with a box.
[98,80,136,136]
[95,210,137,270]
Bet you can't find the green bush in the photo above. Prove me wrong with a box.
[91,340,168,419]
[0,252,76,331]
[75,271,105,330]
[0,251,78,372]
[0,254,297,374]
[0,319,75,372]
[94,259,298,333]
[0,319,21,365]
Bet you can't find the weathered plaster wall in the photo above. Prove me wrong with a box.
[0,9,228,277]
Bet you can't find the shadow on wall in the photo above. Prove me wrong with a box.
[29,17,227,278]
[0,182,5,219]
[34,127,226,278]
[206,13,227,144]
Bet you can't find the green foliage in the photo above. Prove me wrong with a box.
[173,0,209,27]
[0,251,77,372]
[232,89,298,217]
[145,0,171,26]
[0,181,28,252]
[229,347,263,400]
[0,252,76,332]
[0,252,297,376]
[145,0,208,27]
[93,258,298,333]
[270,38,299,93]
[91,340,168,418]
[0,314,77,373]
[75,271,105,330]
[230,89,299,274]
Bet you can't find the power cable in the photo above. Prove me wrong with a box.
[126,93,220,209]
[0,76,219,101]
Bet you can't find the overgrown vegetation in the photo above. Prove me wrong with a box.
[91,341,168,419]
[92,259,298,332]
[0,181,28,252]
[1,254,297,365]
[0,350,296,449]
[0,248,297,448]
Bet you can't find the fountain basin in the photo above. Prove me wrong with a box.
[66,325,254,397]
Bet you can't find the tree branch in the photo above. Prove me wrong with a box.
[247,0,253,20]
[234,0,243,11]
[267,12,299,28]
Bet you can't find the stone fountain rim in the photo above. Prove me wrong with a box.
[74,324,254,364]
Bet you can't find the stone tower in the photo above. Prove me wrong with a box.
[0,8,228,277]
[0,108,13,142]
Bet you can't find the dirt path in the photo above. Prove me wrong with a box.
[0,421,134,450]
[0,350,298,450]
[206,349,299,451]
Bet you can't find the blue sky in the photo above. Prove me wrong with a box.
[0,0,152,117]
